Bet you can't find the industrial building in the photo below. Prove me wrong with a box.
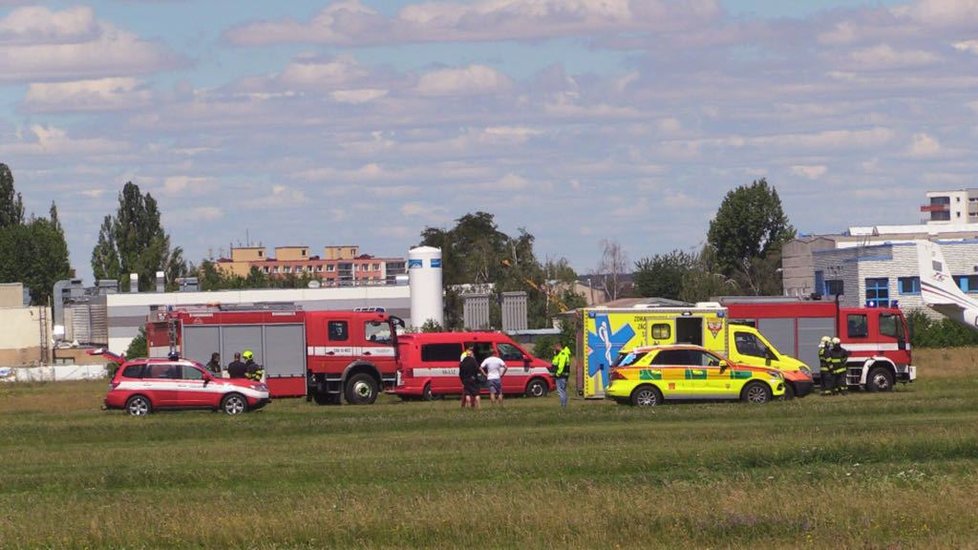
[782,188,978,316]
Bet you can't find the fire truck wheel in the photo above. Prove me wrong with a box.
[741,381,773,404]
[345,373,379,405]
[125,395,152,416]
[866,367,894,392]
[312,392,334,405]
[631,385,663,407]
[221,393,248,415]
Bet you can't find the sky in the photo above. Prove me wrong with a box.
[1,0,976,284]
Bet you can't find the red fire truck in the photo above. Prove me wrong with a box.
[146,304,404,404]
[719,297,916,392]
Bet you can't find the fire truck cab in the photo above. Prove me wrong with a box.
[721,297,916,392]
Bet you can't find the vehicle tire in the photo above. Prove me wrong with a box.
[221,393,248,415]
[125,395,152,416]
[866,366,895,392]
[630,385,663,407]
[344,373,379,405]
[525,378,548,398]
[741,381,773,404]
[422,383,434,401]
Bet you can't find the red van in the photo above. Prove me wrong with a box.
[393,332,555,400]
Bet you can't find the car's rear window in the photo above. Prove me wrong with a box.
[121,364,145,379]
[613,351,648,367]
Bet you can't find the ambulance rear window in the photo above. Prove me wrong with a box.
[651,324,670,340]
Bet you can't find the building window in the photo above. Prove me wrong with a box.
[283,266,291,274]
[327,265,335,272]
[865,277,889,307]
[953,275,978,293]
[258,250,263,257]
[898,277,920,295]
[824,279,844,296]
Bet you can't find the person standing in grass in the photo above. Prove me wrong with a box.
[818,336,833,396]
[227,352,246,379]
[551,343,571,408]
[829,338,850,395]
[459,346,481,409]
[480,349,508,406]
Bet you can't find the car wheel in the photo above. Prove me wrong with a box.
[125,395,151,416]
[221,393,248,415]
[783,382,796,400]
[630,385,663,407]
[345,373,379,405]
[741,381,773,404]
[866,367,894,392]
[525,378,548,398]
[422,383,435,401]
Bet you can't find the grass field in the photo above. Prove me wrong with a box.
[2,347,978,548]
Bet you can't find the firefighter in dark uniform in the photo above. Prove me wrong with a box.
[829,337,850,395]
[818,336,833,396]
[243,350,265,382]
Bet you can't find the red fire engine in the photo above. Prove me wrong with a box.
[146,304,404,404]
[719,297,917,391]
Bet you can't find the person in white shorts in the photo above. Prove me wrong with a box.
[480,349,508,405]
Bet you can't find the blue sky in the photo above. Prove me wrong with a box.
[1,0,975,284]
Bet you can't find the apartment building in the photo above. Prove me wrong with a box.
[217,245,407,286]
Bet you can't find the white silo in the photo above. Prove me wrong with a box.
[408,246,444,329]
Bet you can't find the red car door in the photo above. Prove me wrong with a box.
[144,363,180,407]
[176,364,214,407]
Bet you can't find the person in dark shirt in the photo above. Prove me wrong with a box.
[205,352,222,376]
[458,346,481,409]
[226,352,246,379]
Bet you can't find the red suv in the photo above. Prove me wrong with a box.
[101,353,270,416]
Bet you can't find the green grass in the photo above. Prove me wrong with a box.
[2,347,978,548]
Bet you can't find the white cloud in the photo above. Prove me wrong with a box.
[0,124,127,156]
[191,207,224,221]
[0,7,179,82]
[24,77,151,112]
[278,55,368,88]
[416,65,511,96]
[849,44,939,69]
[952,40,978,55]
[161,176,218,197]
[790,165,828,180]
[331,88,388,103]
[908,133,941,157]
[226,0,720,46]
[895,0,978,27]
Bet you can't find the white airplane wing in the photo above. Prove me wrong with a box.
[916,240,978,328]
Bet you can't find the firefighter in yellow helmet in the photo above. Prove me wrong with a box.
[818,336,833,396]
[829,337,849,395]
[242,350,265,382]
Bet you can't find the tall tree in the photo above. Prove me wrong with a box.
[419,212,576,329]
[595,239,629,301]
[91,182,188,291]
[633,249,697,300]
[0,162,25,229]
[707,179,795,295]
[0,164,70,303]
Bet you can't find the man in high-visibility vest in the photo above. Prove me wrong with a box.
[551,343,571,408]
[829,338,850,395]
[818,336,833,396]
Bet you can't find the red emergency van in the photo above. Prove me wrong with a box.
[393,332,555,400]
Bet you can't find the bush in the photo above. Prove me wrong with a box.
[126,327,148,359]
[907,309,978,348]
